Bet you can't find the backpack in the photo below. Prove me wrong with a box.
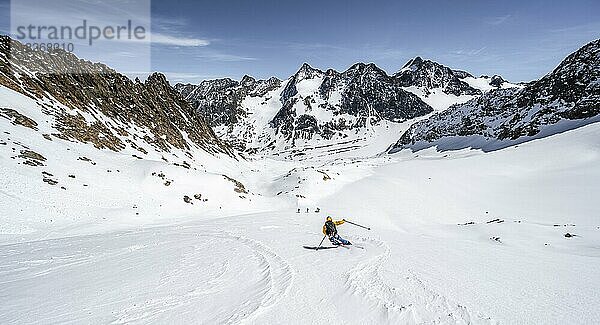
[325,220,337,236]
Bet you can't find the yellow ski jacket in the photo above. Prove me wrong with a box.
[323,219,345,235]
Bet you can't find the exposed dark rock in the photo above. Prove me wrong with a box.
[0,108,38,130]
[18,149,46,166]
[489,75,506,88]
[223,175,248,194]
[43,177,58,185]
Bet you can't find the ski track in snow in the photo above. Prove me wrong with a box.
[344,236,497,324]
[219,231,294,325]
[0,227,293,325]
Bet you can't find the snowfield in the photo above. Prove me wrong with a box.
[1,84,600,324]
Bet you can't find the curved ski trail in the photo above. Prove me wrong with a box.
[344,236,497,324]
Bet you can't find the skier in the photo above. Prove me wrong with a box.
[322,216,351,246]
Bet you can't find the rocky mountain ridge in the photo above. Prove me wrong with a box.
[176,55,521,155]
[390,39,600,152]
[177,61,435,153]
[0,36,232,159]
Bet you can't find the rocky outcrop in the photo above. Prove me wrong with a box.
[489,75,507,88]
[389,39,600,153]
[0,36,231,156]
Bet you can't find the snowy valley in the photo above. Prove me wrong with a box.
[1,34,600,325]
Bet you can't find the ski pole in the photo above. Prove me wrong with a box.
[315,235,326,250]
[343,219,371,230]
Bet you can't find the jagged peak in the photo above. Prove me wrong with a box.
[299,62,315,71]
[325,68,339,76]
[145,72,169,86]
[293,62,324,80]
[342,62,387,78]
[198,77,238,87]
[240,74,256,86]
[265,76,282,83]
[400,56,424,71]
[347,62,378,70]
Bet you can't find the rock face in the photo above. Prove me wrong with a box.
[390,39,600,152]
[177,62,433,152]
[0,36,231,156]
[175,76,282,127]
[271,62,432,142]
[394,56,481,96]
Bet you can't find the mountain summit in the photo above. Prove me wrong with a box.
[394,56,480,96]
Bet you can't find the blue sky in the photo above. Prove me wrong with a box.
[1,0,599,83]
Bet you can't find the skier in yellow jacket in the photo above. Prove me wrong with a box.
[322,216,351,245]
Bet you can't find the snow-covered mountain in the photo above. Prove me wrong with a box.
[394,56,481,96]
[390,39,600,153]
[395,56,521,110]
[176,62,433,156]
[176,57,522,158]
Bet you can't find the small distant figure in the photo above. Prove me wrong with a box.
[306,208,309,213]
[297,208,300,213]
[315,207,321,213]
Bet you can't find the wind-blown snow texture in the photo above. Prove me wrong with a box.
[1,36,600,325]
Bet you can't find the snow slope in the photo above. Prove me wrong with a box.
[462,76,522,93]
[0,85,290,242]
[401,85,475,111]
[2,88,600,325]
[402,76,522,111]
[317,123,600,324]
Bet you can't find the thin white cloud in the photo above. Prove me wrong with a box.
[451,46,487,56]
[151,33,210,47]
[188,49,256,62]
[485,14,512,26]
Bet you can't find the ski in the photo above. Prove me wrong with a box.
[303,246,339,250]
